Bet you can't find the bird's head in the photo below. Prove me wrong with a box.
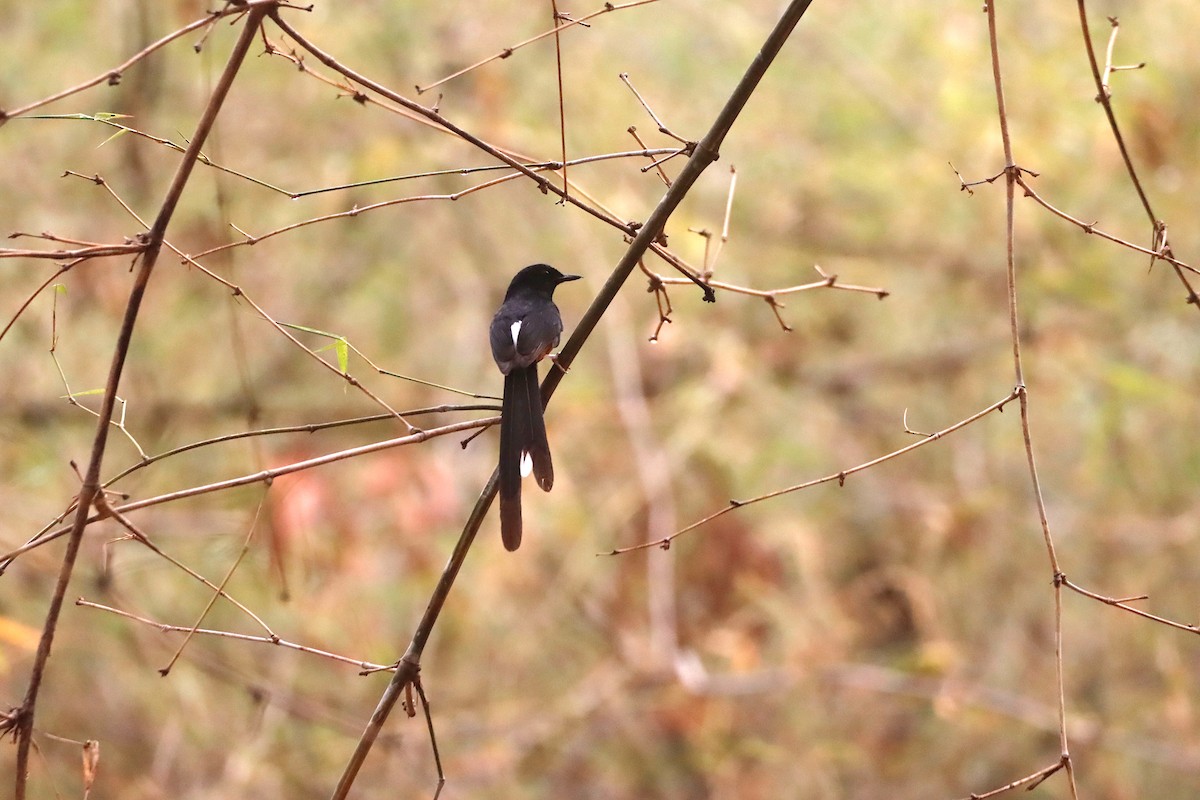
[505,263,581,298]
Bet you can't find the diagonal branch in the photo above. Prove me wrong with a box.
[326,2,817,797]
[11,9,269,797]
[1074,2,1199,308]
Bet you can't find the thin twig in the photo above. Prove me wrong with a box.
[1060,576,1200,635]
[953,760,1066,800]
[628,126,672,186]
[414,0,659,95]
[102,405,497,487]
[984,2,1077,797]
[0,242,144,261]
[706,166,738,279]
[550,0,569,202]
[0,415,493,568]
[288,149,676,199]
[0,265,72,344]
[1013,175,1198,276]
[75,599,393,672]
[605,390,1018,554]
[619,72,693,146]
[413,679,446,800]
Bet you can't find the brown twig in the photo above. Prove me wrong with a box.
[0,415,494,568]
[638,260,674,342]
[952,760,1066,800]
[550,0,569,202]
[80,114,291,195]
[0,242,144,261]
[0,404,497,577]
[414,0,659,95]
[644,263,888,333]
[289,149,677,199]
[709,166,737,279]
[412,679,446,800]
[628,126,672,186]
[1012,173,1199,278]
[984,2,1078,797]
[1098,16,1146,97]
[604,389,1018,554]
[75,599,393,672]
[0,264,73,344]
[619,72,693,147]
[1060,576,1200,635]
[101,405,497,487]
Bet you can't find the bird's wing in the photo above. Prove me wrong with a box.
[512,305,563,366]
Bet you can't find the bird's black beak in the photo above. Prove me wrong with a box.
[557,273,582,285]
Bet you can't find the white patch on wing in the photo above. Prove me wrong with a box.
[520,451,533,478]
[510,320,522,346]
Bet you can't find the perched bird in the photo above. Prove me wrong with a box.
[489,264,581,551]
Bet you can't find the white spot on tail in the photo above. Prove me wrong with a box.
[520,451,533,478]
[510,320,522,346]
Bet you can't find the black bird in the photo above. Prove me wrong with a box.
[489,264,581,551]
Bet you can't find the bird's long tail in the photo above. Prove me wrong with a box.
[499,367,554,551]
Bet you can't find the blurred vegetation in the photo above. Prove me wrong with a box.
[1,1,1198,798]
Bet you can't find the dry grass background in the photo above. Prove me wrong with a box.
[1,1,1198,798]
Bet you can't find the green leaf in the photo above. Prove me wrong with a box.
[334,337,349,373]
[97,128,130,148]
[315,338,352,373]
